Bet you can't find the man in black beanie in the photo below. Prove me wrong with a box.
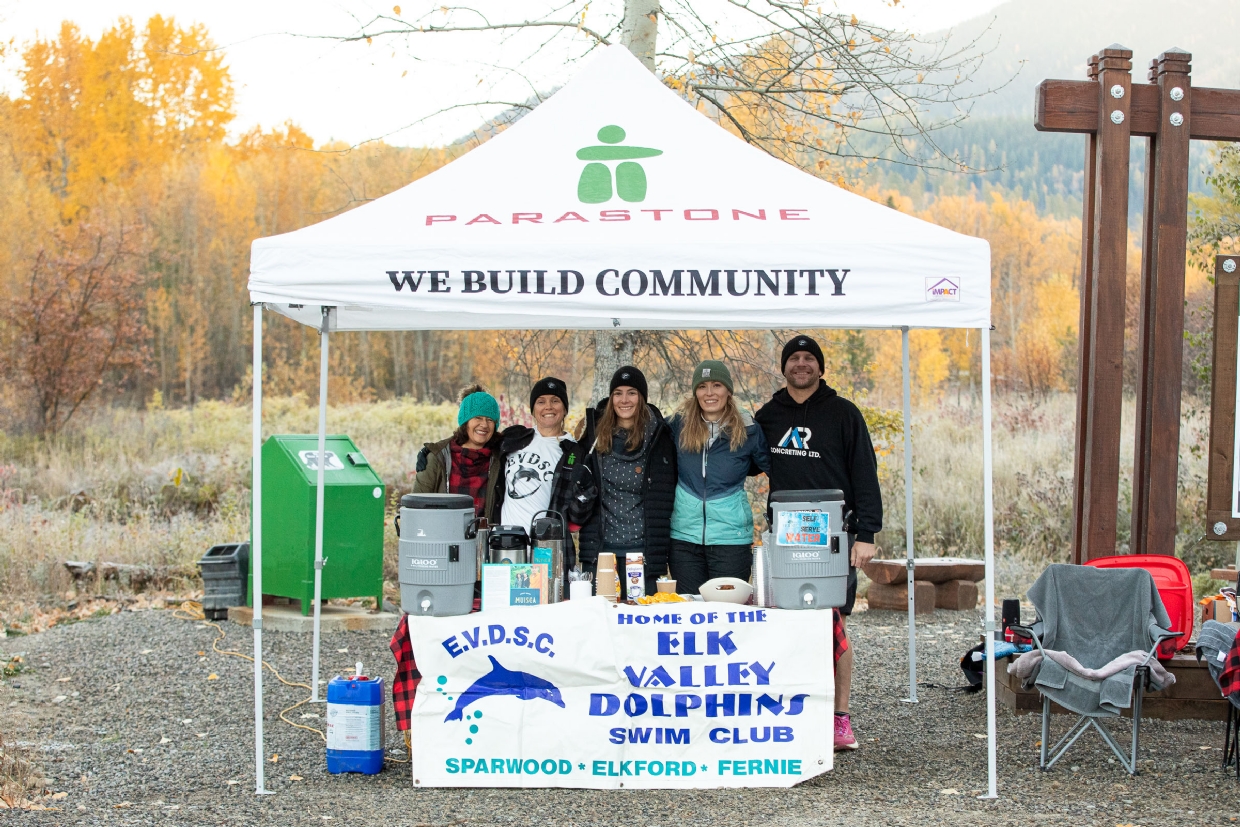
[755,334,883,753]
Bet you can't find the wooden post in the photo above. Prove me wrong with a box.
[1206,256,1240,537]
[1070,54,1100,561]
[1074,45,1133,562]
[1132,50,1193,556]
[1037,52,1240,559]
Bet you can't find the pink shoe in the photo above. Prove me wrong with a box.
[834,713,859,751]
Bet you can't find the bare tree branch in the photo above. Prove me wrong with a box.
[307,1,1009,175]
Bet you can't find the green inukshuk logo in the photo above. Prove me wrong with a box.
[576,125,663,204]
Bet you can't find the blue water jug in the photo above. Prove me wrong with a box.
[326,664,385,774]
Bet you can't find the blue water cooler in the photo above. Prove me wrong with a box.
[326,664,386,774]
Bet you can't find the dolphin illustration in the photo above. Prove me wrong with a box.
[508,465,541,498]
[443,655,565,722]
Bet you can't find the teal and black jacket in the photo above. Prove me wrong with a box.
[668,411,770,546]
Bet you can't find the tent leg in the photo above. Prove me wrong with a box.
[901,326,917,704]
[980,326,998,800]
[252,304,272,795]
[311,307,331,703]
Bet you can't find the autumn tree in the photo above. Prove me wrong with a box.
[1191,144,1240,263]
[1,227,147,433]
[12,17,233,221]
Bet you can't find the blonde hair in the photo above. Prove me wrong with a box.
[677,391,746,453]
[594,394,650,454]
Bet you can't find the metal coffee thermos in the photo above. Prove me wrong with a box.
[487,525,530,564]
[751,541,772,608]
[530,511,567,603]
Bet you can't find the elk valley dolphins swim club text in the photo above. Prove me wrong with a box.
[432,608,812,780]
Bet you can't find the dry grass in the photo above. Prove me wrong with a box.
[0,393,1224,611]
[0,731,46,809]
[873,392,1221,599]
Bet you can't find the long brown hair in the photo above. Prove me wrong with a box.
[677,392,747,453]
[594,395,650,454]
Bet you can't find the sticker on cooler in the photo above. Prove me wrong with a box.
[776,510,830,546]
[326,702,383,751]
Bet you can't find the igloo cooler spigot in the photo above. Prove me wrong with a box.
[767,489,850,610]
[398,493,478,616]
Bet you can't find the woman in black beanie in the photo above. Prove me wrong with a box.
[577,366,677,594]
[489,377,595,536]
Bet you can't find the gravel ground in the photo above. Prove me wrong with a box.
[2,605,1237,827]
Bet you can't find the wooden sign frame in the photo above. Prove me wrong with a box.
[1206,255,1240,539]
[1037,48,1240,560]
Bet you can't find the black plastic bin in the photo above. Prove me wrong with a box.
[198,542,250,620]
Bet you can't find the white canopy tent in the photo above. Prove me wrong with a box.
[247,45,998,795]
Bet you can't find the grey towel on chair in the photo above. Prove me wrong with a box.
[1021,564,1173,717]
[1196,619,1240,706]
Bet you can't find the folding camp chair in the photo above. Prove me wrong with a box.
[1195,619,1240,779]
[1011,564,1182,775]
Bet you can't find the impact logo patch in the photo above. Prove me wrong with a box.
[925,277,960,302]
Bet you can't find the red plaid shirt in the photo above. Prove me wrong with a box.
[390,606,848,732]
[833,608,849,661]
[448,442,491,516]
[389,613,420,731]
[1220,628,1240,697]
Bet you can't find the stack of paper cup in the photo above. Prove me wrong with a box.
[596,553,618,603]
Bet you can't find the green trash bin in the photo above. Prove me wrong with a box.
[251,435,386,615]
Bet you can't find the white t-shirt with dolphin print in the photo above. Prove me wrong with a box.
[499,432,567,529]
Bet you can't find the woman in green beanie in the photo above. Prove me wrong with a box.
[668,360,770,595]
[413,383,502,517]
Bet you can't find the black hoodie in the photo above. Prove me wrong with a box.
[753,380,883,543]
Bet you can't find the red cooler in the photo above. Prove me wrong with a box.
[1084,555,1192,657]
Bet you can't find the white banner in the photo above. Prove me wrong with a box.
[406,598,833,789]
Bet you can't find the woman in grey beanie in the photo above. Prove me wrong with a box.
[668,360,770,595]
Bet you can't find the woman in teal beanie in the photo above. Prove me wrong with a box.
[413,383,502,517]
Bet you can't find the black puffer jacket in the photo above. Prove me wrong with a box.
[576,400,677,576]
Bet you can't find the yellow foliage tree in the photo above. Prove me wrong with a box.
[0,14,1092,423]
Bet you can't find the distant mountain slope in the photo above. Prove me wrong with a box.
[937,0,1240,117]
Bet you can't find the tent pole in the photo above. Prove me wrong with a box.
[980,326,998,799]
[311,307,331,703]
[901,327,917,703]
[251,303,272,795]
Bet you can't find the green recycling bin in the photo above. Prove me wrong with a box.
[251,435,386,615]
